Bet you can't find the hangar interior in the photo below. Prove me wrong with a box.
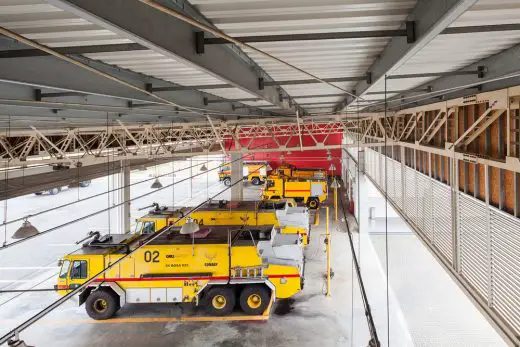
[1,0,520,346]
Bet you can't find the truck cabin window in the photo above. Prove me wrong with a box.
[137,221,155,234]
[266,180,275,189]
[59,260,70,279]
[70,260,87,279]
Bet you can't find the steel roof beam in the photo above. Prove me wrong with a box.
[201,24,520,45]
[282,94,345,100]
[154,71,479,92]
[203,27,413,45]
[46,0,294,112]
[0,53,257,118]
[339,0,479,111]
[368,43,520,111]
[206,97,262,104]
[0,43,146,59]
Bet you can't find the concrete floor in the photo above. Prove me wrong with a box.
[0,162,507,346]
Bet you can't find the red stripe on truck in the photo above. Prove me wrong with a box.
[92,274,300,282]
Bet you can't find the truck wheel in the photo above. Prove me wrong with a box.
[49,188,60,195]
[79,180,91,188]
[34,192,43,196]
[223,177,231,186]
[204,286,235,316]
[239,285,270,315]
[307,198,319,209]
[251,177,261,185]
[85,289,118,320]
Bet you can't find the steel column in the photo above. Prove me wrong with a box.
[230,152,243,200]
[122,161,131,234]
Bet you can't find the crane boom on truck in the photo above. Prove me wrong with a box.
[135,199,312,245]
[56,225,303,320]
[275,165,327,180]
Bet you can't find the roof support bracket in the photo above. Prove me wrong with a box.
[195,31,205,54]
[406,21,416,44]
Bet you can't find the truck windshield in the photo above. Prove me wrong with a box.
[59,260,70,279]
[266,180,275,188]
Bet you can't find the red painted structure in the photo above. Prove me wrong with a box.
[224,133,342,175]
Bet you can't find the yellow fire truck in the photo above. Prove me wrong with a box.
[56,225,303,319]
[275,165,327,180]
[262,175,328,209]
[135,199,311,245]
[218,160,272,186]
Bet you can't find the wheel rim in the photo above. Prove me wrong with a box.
[93,299,108,313]
[310,200,317,207]
[247,294,262,309]
[212,295,227,309]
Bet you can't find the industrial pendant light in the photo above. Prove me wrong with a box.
[12,219,39,239]
[200,164,208,172]
[329,163,336,171]
[150,178,163,189]
[180,218,200,234]
[330,179,341,189]
[326,150,332,161]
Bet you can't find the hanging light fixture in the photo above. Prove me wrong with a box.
[329,163,336,171]
[200,163,208,172]
[180,218,200,234]
[326,150,332,161]
[150,178,163,189]
[330,179,341,189]
[12,219,39,239]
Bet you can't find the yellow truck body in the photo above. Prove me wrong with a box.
[136,199,311,245]
[262,175,328,209]
[275,165,327,180]
[57,226,303,320]
[218,161,272,186]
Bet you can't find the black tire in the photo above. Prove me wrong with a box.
[239,285,270,315]
[251,177,261,186]
[204,286,235,316]
[34,192,43,196]
[307,198,319,209]
[79,180,91,188]
[223,177,231,186]
[85,289,119,320]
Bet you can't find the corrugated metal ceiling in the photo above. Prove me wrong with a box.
[358,0,520,108]
[2,0,520,118]
[0,0,268,112]
[192,0,418,113]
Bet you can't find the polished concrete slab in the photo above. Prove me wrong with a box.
[0,164,508,346]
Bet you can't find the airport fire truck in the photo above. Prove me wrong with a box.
[275,165,327,180]
[262,175,328,209]
[135,199,312,245]
[56,225,303,320]
[218,160,272,186]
